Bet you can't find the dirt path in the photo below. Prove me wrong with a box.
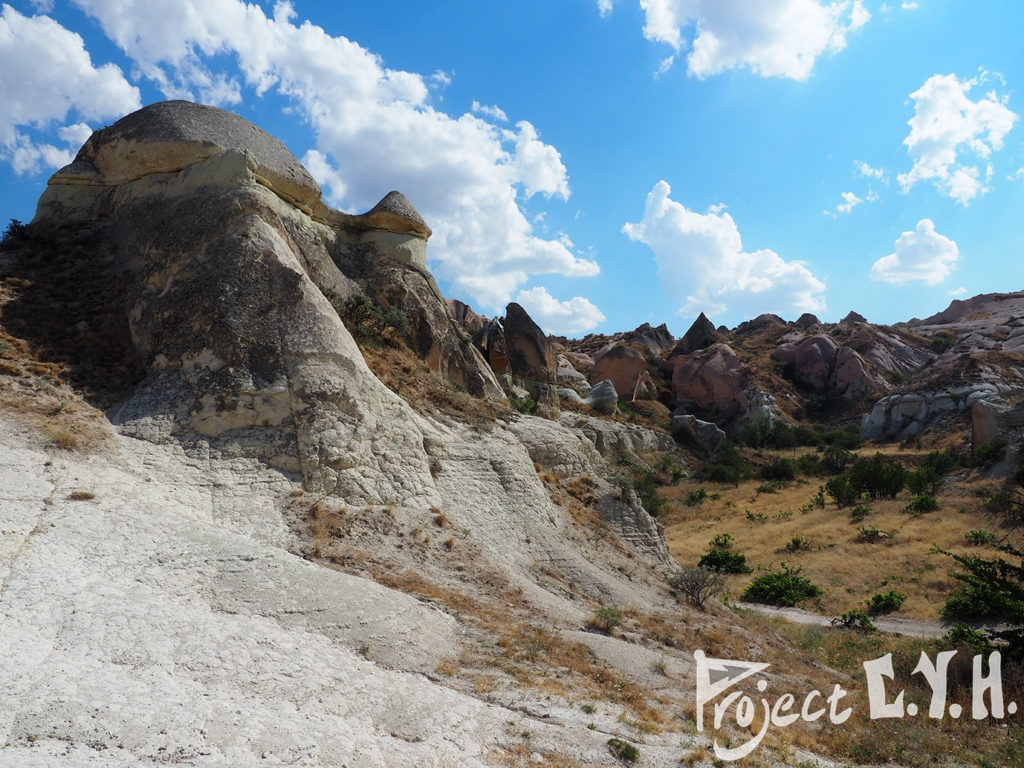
[735,602,956,639]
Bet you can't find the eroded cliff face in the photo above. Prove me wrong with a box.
[0,99,700,767]
[31,101,510,501]
[19,98,677,566]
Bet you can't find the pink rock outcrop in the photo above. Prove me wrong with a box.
[672,343,748,417]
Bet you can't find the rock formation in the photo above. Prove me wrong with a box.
[671,312,721,357]
[589,344,650,396]
[772,334,886,400]
[671,343,748,420]
[31,100,511,500]
[446,297,487,333]
[503,302,557,384]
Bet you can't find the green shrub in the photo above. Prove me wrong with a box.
[797,453,824,476]
[825,475,858,507]
[849,504,870,522]
[755,482,780,494]
[849,453,907,499]
[821,445,854,474]
[685,487,708,507]
[698,548,752,574]
[607,738,640,763]
[865,590,906,615]
[742,563,823,606]
[698,441,751,486]
[634,473,669,516]
[668,566,725,610]
[508,395,536,414]
[1,218,26,245]
[974,438,1008,469]
[857,525,892,543]
[906,467,941,495]
[335,292,412,347]
[832,609,876,631]
[761,458,796,481]
[589,605,624,633]
[784,536,810,552]
[710,532,734,549]
[904,494,939,514]
[965,529,995,546]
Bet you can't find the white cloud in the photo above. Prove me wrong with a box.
[836,191,863,213]
[638,0,869,81]
[623,180,826,319]
[471,101,507,122]
[898,73,1018,204]
[654,55,675,78]
[948,286,967,296]
[70,0,592,314]
[901,2,918,9]
[597,0,614,18]
[515,286,606,335]
[870,219,959,285]
[507,120,570,201]
[0,5,140,173]
[857,161,886,181]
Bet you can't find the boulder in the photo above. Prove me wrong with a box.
[671,343,747,419]
[562,351,595,373]
[842,310,868,324]
[671,414,726,455]
[778,334,885,399]
[832,347,883,399]
[556,354,590,393]
[791,334,841,391]
[503,302,556,384]
[583,379,618,414]
[589,344,650,395]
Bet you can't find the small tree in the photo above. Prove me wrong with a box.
[669,567,725,610]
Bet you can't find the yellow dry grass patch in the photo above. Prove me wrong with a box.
[662,452,1020,620]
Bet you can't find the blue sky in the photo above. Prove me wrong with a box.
[1,0,1022,336]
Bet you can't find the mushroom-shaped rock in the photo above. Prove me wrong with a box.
[357,190,432,239]
[52,100,321,212]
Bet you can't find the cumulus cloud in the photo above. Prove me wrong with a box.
[948,286,967,296]
[515,286,606,335]
[0,5,140,173]
[508,120,570,201]
[898,73,1018,204]
[869,219,959,285]
[597,0,614,18]
[471,101,507,122]
[623,180,826,319]
[638,0,869,80]
[69,0,593,314]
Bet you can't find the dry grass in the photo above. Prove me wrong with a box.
[662,447,1020,620]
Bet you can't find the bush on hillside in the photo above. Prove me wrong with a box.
[742,563,823,606]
